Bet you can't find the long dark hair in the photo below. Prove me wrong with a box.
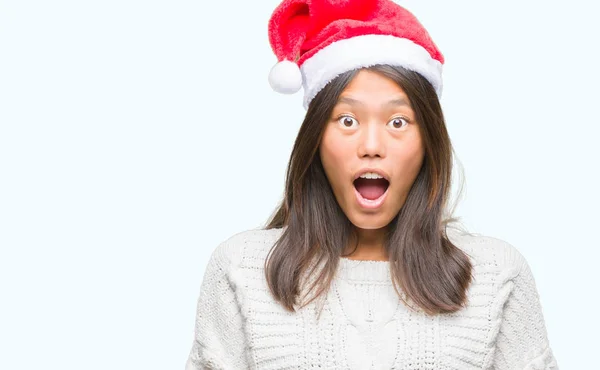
[262,64,474,317]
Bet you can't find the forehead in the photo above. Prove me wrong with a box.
[335,70,411,108]
[342,69,406,97]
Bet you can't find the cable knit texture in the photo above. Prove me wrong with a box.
[185,226,558,369]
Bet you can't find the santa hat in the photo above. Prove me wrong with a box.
[267,0,444,109]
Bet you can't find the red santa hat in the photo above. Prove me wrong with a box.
[267,0,444,109]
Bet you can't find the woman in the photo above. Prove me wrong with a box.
[185,0,558,369]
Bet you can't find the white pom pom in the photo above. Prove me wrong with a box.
[268,60,302,94]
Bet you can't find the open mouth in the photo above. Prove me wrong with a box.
[353,177,390,201]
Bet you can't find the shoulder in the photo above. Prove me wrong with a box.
[208,226,285,272]
[444,227,536,319]
[445,226,527,277]
[203,227,285,309]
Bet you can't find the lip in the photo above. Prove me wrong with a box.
[353,167,390,181]
[353,183,389,209]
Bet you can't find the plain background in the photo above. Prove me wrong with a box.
[1,0,597,368]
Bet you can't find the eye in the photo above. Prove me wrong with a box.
[337,115,358,128]
[387,116,409,129]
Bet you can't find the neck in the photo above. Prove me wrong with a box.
[343,226,389,261]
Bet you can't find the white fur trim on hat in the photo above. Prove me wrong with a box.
[299,34,443,109]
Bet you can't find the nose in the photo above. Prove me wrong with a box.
[357,120,386,158]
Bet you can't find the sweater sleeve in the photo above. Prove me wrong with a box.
[491,252,559,369]
[185,240,251,370]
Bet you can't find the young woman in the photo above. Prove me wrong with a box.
[185,0,558,369]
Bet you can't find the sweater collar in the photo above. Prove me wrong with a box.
[336,257,392,283]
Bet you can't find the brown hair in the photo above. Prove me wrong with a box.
[262,64,474,317]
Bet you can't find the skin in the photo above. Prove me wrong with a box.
[318,70,425,261]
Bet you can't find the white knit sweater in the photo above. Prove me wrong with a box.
[185,226,558,369]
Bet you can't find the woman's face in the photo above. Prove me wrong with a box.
[319,69,425,231]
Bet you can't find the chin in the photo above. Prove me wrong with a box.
[347,212,394,230]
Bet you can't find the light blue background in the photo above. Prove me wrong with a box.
[0,0,596,368]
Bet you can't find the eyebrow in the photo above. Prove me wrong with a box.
[336,96,411,108]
